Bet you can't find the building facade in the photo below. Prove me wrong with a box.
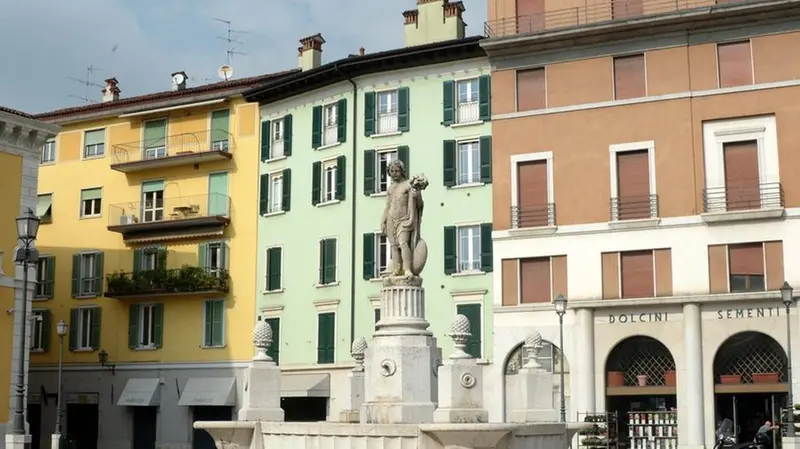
[482,0,800,447]
[28,73,289,449]
[246,0,494,421]
[0,107,58,449]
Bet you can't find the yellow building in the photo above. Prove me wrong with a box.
[0,107,59,449]
[28,72,291,449]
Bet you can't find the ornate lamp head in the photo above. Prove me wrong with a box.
[351,336,368,372]
[447,314,472,360]
[252,319,274,362]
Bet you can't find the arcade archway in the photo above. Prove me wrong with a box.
[503,339,570,420]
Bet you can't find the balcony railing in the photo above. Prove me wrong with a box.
[456,101,480,124]
[323,125,338,146]
[105,266,229,299]
[107,194,231,240]
[511,203,556,229]
[111,129,234,172]
[702,182,784,213]
[376,112,398,134]
[484,0,757,38]
[610,194,659,221]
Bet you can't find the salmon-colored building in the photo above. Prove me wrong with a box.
[481,0,800,445]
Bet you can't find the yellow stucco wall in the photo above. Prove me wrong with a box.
[33,98,259,366]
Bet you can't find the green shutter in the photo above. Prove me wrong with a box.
[311,162,322,206]
[336,99,347,143]
[317,312,335,364]
[374,308,381,327]
[84,129,105,146]
[478,75,491,121]
[335,155,346,201]
[45,257,55,298]
[133,249,143,273]
[443,140,457,187]
[479,136,492,184]
[142,180,164,193]
[198,243,208,269]
[397,87,410,132]
[267,247,282,291]
[154,304,164,348]
[210,110,230,145]
[397,146,410,175]
[318,240,325,285]
[283,115,293,157]
[144,120,167,149]
[480,223,494,273]
[203,301,214,347]
[444,226,457,275]
[266,317,280,364]
[260,121,271,162]
[80,188,102,201]
[128,304,140,349]
[259,173,269,215]
[282,169,292,212]
[155,248,166,271]
[363,150,376,196]
[94,252,104,295]
[364,92,376,137]
[311,106,323,149]
[323,239,337,284]
[40,310,51,352]
[221,242,229,270]
[71,254,80,297]
[363,233,375,280]
[442,81,455,126]
[456,304,482,358]
[68,308,78,351]
[208,300,224,347]
[90,307,102,349]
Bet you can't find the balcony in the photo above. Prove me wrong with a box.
[511,203,556,230]
[105,266,229,299]
[702,182,785,224]
[110,129,234,173]
[107,194,231,243]
[610,194,659,228]
[376,112,398,134]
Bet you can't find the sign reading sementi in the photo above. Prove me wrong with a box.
[603,306,784,324]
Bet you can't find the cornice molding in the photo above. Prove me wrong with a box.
[0,112,59,153]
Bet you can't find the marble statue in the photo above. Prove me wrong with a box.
[380,159,429,277]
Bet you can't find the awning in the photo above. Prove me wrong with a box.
[281,373,330,397]
[36,195,52,218]
[178,377,236,406]
[117,378,160,406]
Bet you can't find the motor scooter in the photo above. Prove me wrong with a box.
[713,418,760,449]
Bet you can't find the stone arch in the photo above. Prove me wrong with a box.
[604,335,676,387]
[712,331,787,384]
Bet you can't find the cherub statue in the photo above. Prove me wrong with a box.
[380,160,429,277]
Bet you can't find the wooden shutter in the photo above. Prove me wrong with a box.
[211,300,224,346]
[266,317,280,364]
[318,240,325,285]
[260,121,270,162]
[128,304,140,349]
[502,259,519,306]
[456,304,482,358]
[259,173,269,215]
[443,226,457,275]
[210,110,230,146]
[612,0,643,19]
[723,141,760,210]
[40,310,51,352]
[516,69,546,111]
[94,252,104,295]
[398,87,410,132]
[155,248,166,271]
[363,233,375,280]
[69,308,79,351]
[317,312,335,363]
[311,162,322,206]
[443,140,457,187]
[363,150,376,195]
[204,301,214,346]
[480,223,493,272]
[71,254,80,297]
[479,136,492,183]
[282,168,292,212]
[153,303,164,348]
[311,106,323,148]
[620,250,654,298]
[364,92,376,136]
[45,257,56,298]
[283,115,293,156]
[442,81,455,126]
[616,150,651,219]
[728,243,764,275]
[397,146,410,175]
[517,160,548,227]
[718,41,753,88]
[613,55,646,100]
[478,75,491,121]
[335,155,346,201]
[516,0,545,32]
[520,257,551,303]
[267,247,282,291]
[336,99,347,143]
[90,307,102,349]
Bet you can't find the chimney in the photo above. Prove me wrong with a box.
[403,0,466,47]
[102,78,120,102]
[298,33,325,71]
[297,46,304,69]
[359,47,366,56]
[171,71,188,91]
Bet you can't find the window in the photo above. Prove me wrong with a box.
[266,247,283,292]
[443,76,490,126]
[456,303,482,358]
[83,129,105,158]
[513,157,551,228]
[261,116,293,161]
[362,233,392,279]
[37,194,53,224]
[141,181,165,222]
[376,90,398,134]
[520,258,552,304]
[443,137,492,188]
[318,238,337,285]
[444,224,493,275]
[134,247,164,273]
[31,310,49,352]
[271,118,285,158]
[614,149,652,220]
[69,307,100,351]
[723,141,760,211]
[41,138,55,164]
[129,303,163,349]
[72,252,103,297]
[265,317,280,364]
[613,54,646,100]
[323,161,337,202]
[317,312,335,364]
[143,119,167,159]
[728,243,765,292]
[203,299,225,347]
[312,100,345,148]
[323,103,338,146]
[35,256,55,298]
[458,141,480,185]
[620,250,655,298]
[456,79,480,123]
[364,88,409,136]
[718,41,753,88]
[376,150,397,193]
[363,148,408,196]
[80,188,102,218]
[210,109,231,151]
[312,157,345,205]
[206,242,226,275]
[259,169,291,215]
[270,173,283,212]
[516,68,546,111]
[457,226,481,273]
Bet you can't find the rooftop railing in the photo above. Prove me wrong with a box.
[107,193,230,228]
[111,129,234,165]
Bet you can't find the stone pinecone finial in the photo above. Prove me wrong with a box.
[447,314,472,360]
[252,319,274,362]
[522,332,544,370]
[524,332,541,349]
[351,336,368,372]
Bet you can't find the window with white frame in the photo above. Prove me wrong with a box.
[206,242,224,275]
[142,189,164,222]
[271,118,285,158]
[140,248,158,271]
[268,172,283,213]
[41,139,55,164]
[79,252,98,296]
[376,90,398,134]
[457,225,481,273]
[83,129,105,158]
[456,79,480,124]
[375,233,392,277]
[76,307,95,350]
[80,188,102,218]
[138,304,157,348]
[322,159,338,203]
[323,104,338,146]
[376,150,397,193]
[35,256,54,298]
[31,311,45,351]
[457,141,480,185]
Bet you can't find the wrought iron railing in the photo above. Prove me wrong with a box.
[107,193,230,227]
[702,182,784,213]
[511,203,556,229]
[105,266,229,297]
[484,0,759,38]
[112,129,234,165]
[456,101,480,124]
[610,194,658,221]
[376,112,398,134]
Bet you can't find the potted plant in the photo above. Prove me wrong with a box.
[664,370,676,386]
[720,374,741,384]
[752,372,779,383]
[637,374,648,386]
[607,371,625,387]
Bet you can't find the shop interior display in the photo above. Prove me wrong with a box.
[578,411,619,449]
[627,410,678,449]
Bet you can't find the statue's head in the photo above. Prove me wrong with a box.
[387,159,406,181]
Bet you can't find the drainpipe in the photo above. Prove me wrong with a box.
[334,63,358,346]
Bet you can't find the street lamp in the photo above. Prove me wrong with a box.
[10,208,40,438]
[53,319,68,447]
[781,282,795,437]
[554,293,568,423]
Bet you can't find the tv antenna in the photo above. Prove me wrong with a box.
[68,65,104,103]
[213,18,250,67]
[67,94,98,105]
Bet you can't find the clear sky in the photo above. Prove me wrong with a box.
[0,0,487,114]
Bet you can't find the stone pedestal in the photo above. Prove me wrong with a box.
[6,433,31,449]
[433,350,487,422]
[361,276,441,424]
[339,371,365,423]
[510,334,558,423]
[238,362,284,422]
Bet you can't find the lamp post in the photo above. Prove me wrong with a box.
[781,282,795,437]
[554,293,568,423]
[10,209,40,439]
[53,320,68,448]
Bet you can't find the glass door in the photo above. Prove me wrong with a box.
[142,190,164,222]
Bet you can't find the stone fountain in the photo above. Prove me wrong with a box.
[195,164,586,448]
